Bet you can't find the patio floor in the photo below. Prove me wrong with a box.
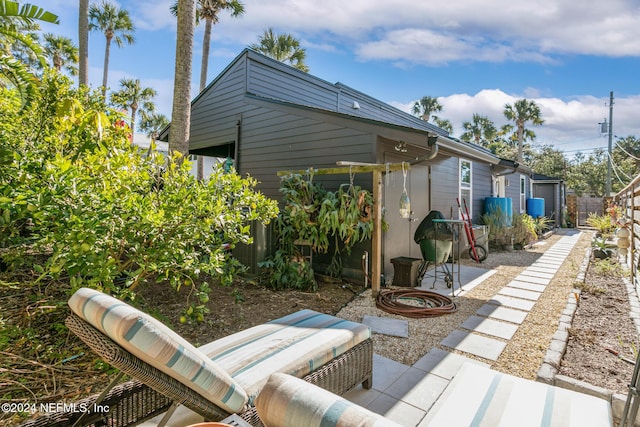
[145,229,613,426]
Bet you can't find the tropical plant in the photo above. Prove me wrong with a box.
[139,111,169,143]
[434,117,453,134]
[249,28,309,72]
[461,113,498,147]
[260,173,375,289]
[110,77,156,137]
[586,212,615,238]
[171,0,245,92]
[503,98,544,163]
[0,0,58,105]
[42,33,78,75]
[411,95,441,122]
[88,0,135,96]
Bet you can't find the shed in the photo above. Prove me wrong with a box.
[160,49,528,282]
[532,173,566,227]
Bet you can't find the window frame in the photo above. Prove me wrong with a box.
[459,158,473,220]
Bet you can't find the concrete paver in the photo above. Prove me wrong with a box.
[460,315,519,340]
[440,329,507,361]
[476,304,529,324]
[498,286,542,301]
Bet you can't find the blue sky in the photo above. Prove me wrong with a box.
[42,0,640,158]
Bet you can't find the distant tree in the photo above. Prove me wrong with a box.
[411,96,441,122]
[434,117,453,134]
[78,0,89,86]
[43,33,78,75]
[110,78,156,138]
[169,0,195,158]
[503,98,544,163]
[461,114,497,147]
[567,150,608,196]
[139,111,169,143]
[249,28,309,72]
[89,1,135,96]
[529,145,567,179]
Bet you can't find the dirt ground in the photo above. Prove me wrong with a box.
[558,254,639,395]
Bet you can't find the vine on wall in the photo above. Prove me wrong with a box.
[259,172,375,290]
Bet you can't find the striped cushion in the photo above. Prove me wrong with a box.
[68,287,248,413]
[197,309,371,401]
[255,373,401,427]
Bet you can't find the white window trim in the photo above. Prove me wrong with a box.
[459,158,473,220]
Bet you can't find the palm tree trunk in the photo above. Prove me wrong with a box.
[196,17,213,180]
[78,0,89,87]
[517,122,524,162]
[200,18,212,92]
[169,0,196,159]
[102,37,112,97]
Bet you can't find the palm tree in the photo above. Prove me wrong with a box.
[434,117,453,134]
[43,33,78,75]
[139,111,169,143]
[170,0,245,180]
[461,114,498,147]
[0,0,59,104]
[110,78,156,137]
[412,96,442,122]
[249,28,309,72]
[169,0,195,158]
[78,0,89,86]
[503,98,544,162]
[89,1,135,96]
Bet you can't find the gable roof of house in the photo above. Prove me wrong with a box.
[160,48,521,168]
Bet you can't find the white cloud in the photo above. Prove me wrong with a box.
[392,90,640,155]
[212,0,640,65]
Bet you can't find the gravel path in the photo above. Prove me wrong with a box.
[338,230,593,378]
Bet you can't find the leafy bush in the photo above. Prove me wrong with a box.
[586,213,615,238]
[0,73,279,318]
[260,173,375,289]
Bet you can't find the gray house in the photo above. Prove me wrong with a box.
[161,49,532,281]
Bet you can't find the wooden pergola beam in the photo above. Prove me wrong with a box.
[277,162,411,297]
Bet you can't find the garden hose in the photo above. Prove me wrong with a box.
[376,289,457,318]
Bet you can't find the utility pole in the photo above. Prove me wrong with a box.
[606,91,614,196]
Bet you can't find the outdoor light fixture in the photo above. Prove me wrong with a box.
[399,162,411,218]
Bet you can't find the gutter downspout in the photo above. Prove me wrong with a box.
[410,135,439,165]
[493,163,520,177]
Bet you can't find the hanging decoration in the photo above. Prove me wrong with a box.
[399,162,411,218]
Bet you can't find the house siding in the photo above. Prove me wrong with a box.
[430,155,460,218]
[472,162,493,221]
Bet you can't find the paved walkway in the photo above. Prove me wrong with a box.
[344,230,613,426]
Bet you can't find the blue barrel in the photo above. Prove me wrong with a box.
[527,198,545,218]
[484,197,512,226]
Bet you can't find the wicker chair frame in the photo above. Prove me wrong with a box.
[20,312,373,427]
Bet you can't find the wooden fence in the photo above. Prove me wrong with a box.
[614,175,640,290]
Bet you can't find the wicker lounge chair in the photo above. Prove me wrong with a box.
[21,288,373,427]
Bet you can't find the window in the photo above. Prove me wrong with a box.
[520,174,526,213]
[459,159,472,219]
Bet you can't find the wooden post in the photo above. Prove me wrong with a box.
[371,169,383,297]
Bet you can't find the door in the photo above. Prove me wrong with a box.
[382,153,430,279]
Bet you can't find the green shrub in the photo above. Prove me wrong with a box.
[0,73,278,318]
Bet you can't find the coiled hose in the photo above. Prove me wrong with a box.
[376,288,457,318]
